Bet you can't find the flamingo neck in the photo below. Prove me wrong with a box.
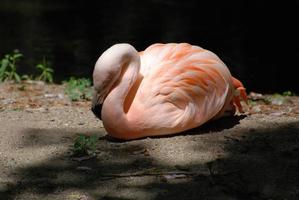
[102,54,141,138]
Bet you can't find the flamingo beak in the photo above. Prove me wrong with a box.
[91,91,104,120]
[91,103,103,120]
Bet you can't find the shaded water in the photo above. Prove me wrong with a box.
[0,0,298,93]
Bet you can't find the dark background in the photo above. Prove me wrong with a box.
[0,0,298,93]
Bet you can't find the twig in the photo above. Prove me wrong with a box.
[97,170,199,180]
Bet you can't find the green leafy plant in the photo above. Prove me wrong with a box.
[73,134,98,156]
[0,50,23,82]
[36,57,54,83]
[265,94,285,105]
[64,77,93,101]
[282,91,294,96]
[264,91,295,105]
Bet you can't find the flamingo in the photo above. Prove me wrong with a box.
[91,43,247,140]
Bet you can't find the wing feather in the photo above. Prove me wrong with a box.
[135,43,233,130]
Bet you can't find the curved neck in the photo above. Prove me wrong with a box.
[102,50,141,138]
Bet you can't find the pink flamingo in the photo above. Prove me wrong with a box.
[91,43,247,140]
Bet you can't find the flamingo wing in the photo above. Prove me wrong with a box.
[134,43,234,132]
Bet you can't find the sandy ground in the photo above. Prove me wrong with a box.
[0,82,299,200]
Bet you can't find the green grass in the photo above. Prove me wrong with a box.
[1,51,55,83]
[0,50,23,82]
[36,57,54,83]
[73,134,98,156]
[64,77,93,101]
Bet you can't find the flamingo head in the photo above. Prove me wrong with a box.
[91,44,140,120]
[91,72,116,120]
[91,60,120,120]
[91,44,127,120]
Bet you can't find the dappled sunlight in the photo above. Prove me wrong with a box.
[1,85,299,199]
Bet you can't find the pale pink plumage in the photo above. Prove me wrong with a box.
[92,43,246,140]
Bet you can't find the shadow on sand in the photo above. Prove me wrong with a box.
[1,116,299,199]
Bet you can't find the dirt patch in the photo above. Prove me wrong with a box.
[1,82,299,200]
